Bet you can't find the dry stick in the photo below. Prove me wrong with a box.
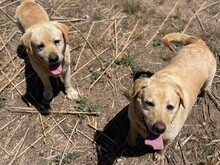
[8,128,29,165]
[0,36,17,71]
[0,65,25,92]
[178,141,187,165]
[0,8,16,23]
[58,124,76,165]
[69,23,104,69]
[38,113,47,144]
[182,1,206,33]
[74,22,95,71]
[207,91,220,111]
[51,117,74,145]
[1,71,23,95]
[8,108,101,115]
[89,20,139,90]
[3,116,27,152]
[145,1,178,47]
[50,0,69,18]
[0,146,10,156]
[0,0,19,9]
[97,11,123,41]
[9,72,34,93]
[0,116,19,131]
[195,13,206,31]
[114,19,118,58]
[0,29,18,52]
[71,48,109,78]
[16,118,66,159]
[77,130,93,142]
[201,1,220,11]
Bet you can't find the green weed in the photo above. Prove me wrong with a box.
[124,0,140,14]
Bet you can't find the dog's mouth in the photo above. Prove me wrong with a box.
[142,114,164,150]
[145,131,164,150]
[49,62,62,75]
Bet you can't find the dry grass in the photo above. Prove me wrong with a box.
[0,0,220,164]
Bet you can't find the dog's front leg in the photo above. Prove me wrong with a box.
[62,65,78,100]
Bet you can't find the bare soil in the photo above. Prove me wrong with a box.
[0,0,220,165]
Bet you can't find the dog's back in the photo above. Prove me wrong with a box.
[15,0,49,33]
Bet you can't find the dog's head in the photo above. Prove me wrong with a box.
[20,22,69,75]
[131,77,185,135]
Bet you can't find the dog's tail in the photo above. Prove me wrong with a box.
[163,33,206,50]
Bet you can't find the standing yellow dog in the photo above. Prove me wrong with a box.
[128,33,216,163]
[15,0,78,100]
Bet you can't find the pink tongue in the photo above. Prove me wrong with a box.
[145,131,164,150]
[49,63,62,75]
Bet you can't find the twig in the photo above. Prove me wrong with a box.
[71,48,109,77]
[145,1,178,47]
[16,118,66,158]
[50,0,69,18]
[195,13,206,31]
[38,113,47,144]
[69,23,104,69]
[1,71,23,95]
[182,2,206,33]
[7,108,101,115]
[0,35,17,71]
[0,65,25,92]
[0,146,10,156]
[58,123,76,165]
[201,1,220,11]
[89,20,139,90]
[51,117,74,145]
[178,141,187,165]
[0,8,16,23]
[0,116,19,131]
[207,91,220,111]
[74,22,95,71]
[0,29,18,52]
[77,130,93,142]
[8,128,29,165]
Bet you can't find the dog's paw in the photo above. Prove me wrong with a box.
[66,88,78,100]
[43,89,53,101]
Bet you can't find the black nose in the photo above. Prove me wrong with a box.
[49,54,59,63]
[152,121,166,134]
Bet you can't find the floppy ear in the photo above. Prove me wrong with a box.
[20,32,33,55]
[54,22,69,44]
[131,78,149,99]
[173,84,186,109]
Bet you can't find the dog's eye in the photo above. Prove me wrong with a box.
[167,104,174,111]
[54,39,60,46]
[145,101,154,107]
[37,43,44,51]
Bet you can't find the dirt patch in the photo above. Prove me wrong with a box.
[0,0,219,165]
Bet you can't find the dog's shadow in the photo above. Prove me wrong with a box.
[17,45,65,115]
[94,107,156,165]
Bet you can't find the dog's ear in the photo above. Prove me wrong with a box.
[20,32,33,55]
[54,22,69,44]
[131,78,149,99]
[173,84,186,109]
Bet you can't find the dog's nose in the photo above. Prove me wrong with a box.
[152,121,166,134]
[49,54,59,63]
